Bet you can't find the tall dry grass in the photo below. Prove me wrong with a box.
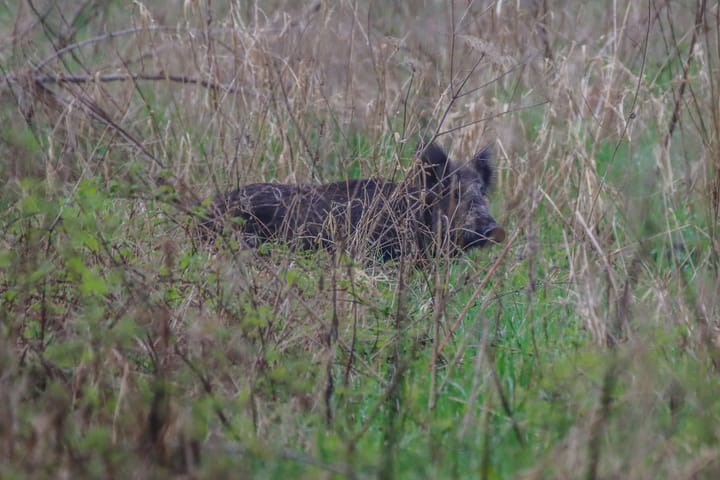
[2,0,720,478]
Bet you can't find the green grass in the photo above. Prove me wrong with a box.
[1,167,695,478]
[3,164,720,478]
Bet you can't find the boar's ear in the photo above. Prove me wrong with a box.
[472,146,494,194]
[417,141,449,188]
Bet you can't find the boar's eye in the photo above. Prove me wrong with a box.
[449,179,462,204]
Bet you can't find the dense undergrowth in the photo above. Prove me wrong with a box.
[2,1,720,478]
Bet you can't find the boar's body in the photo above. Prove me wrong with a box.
[199,142,505,261]
[202,179,429,260]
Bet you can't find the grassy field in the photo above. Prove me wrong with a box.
[2,0,720,478]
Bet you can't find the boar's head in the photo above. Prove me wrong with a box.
[418,141,506,255]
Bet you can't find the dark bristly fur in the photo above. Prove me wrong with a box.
[198,142,506,261]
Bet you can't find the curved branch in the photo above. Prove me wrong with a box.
[30,72,244,94]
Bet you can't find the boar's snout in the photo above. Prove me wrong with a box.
[483,223,506,243]
[463,221,506,248]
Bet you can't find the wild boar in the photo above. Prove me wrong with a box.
[198,142,505,261]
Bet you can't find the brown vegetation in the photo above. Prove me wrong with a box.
[1,0,719,478]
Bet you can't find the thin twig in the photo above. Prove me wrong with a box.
[24,72,244,93]
[437,100,550,137]
[663,0,707,149]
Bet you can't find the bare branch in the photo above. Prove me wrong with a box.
[26,72,244,94]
